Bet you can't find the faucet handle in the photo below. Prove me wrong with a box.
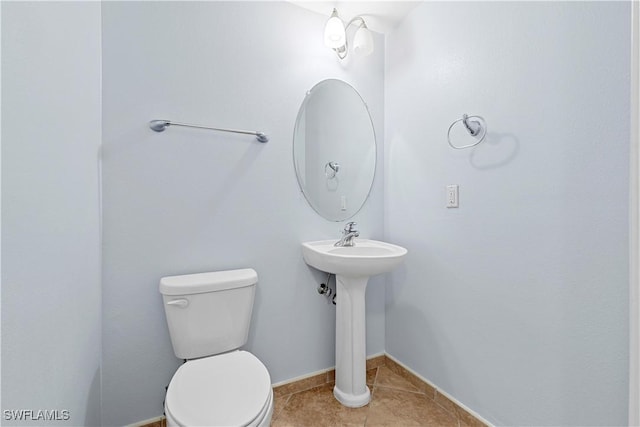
[344,221,357,232]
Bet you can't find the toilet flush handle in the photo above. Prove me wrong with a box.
[166,298,189,308]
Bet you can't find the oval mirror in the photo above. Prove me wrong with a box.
[293,79,376,221]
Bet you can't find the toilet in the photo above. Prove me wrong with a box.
[160,268,273,427]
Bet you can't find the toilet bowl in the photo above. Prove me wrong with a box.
[160,269,273,427]
[164,351,273,427]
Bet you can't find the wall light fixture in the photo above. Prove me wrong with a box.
[323,8,373,59]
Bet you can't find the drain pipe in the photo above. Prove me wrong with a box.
[318,272,337,304]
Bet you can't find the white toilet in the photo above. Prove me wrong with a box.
[160,268,273,427]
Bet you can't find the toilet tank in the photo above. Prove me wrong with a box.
[159,268,257,360]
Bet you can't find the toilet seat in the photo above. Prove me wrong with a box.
[165,351,272,427]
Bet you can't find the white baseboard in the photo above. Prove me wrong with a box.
[270,366,333,388]
[271,352,385,388]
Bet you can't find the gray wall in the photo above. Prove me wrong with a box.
[384,2,630,426]
[1,2,102,426]
[101,2,385,425]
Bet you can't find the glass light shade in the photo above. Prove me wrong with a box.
[353,25,374,57]
[324,11,346,49]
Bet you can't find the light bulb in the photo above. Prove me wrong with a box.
[324,9,346,49]
[353,24,374,57]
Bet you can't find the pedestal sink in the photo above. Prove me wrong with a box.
[302,239,407,407]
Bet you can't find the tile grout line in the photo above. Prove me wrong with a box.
[363,367,378,427]
[272,392,292,423]
[374,384,427,395]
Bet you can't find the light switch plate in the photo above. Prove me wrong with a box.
[446,185,459,208]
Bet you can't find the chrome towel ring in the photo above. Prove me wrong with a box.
[325,161,340,179]
[447,114,487,149]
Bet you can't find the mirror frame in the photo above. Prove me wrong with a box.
[292,79,377,222]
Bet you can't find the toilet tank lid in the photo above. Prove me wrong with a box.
[159,268,257,295]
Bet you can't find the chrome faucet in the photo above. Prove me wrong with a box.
[334,222,359,247]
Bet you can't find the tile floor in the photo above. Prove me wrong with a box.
[271,366,462,427]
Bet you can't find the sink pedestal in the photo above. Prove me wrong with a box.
[300,239,407,408]
[334,275,370,407]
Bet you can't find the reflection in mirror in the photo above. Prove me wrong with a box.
[293,79,376,221]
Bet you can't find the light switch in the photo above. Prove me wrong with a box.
[446,185,459,208]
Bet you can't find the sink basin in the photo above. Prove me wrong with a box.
[302,239,407,277]
[302,238,407,408]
